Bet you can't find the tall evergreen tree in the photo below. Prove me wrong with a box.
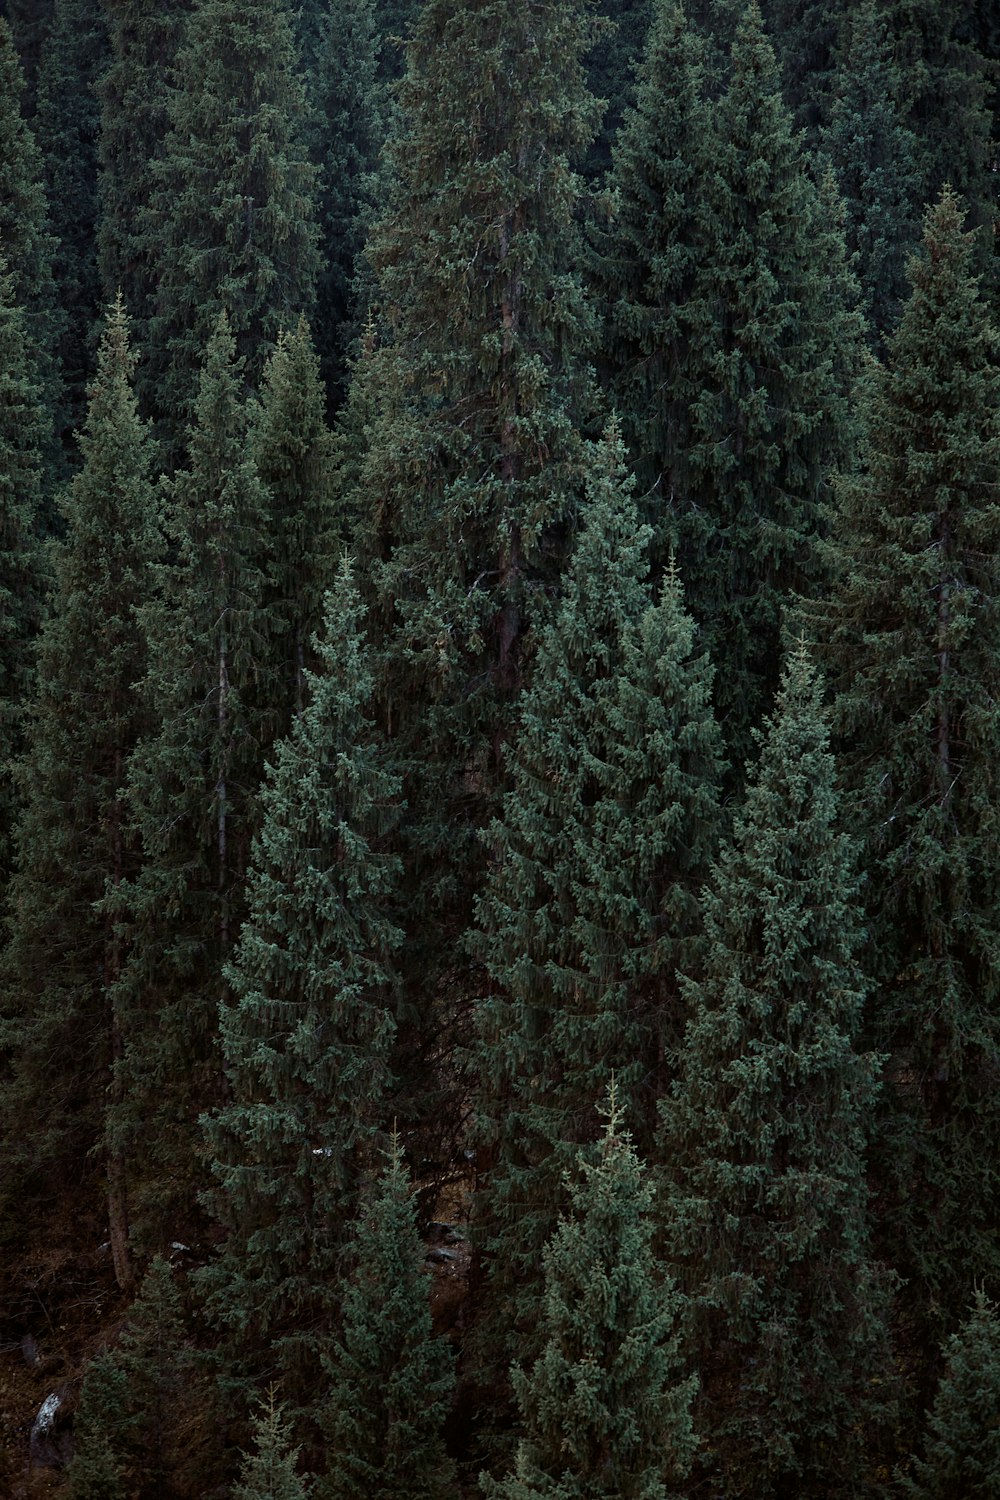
[251,321,339,726]
[819,189,1000,1337]
[659,646,890,1498]
[0,16,63,468]
[584,0,654,180]
[485,1085,696,1500]
[0,300,161,1288]
[34,0,109,431]
[97,0,191,394]
[146,0,320,433]
[900,1291,1000,1499]
[823,0,920,346]
[319,1134,456,1500]
[202,560,402,1415]
[471,427,722,1395]
[109,314,274,1253]
[0,258,49,882]
[1,0,53,115]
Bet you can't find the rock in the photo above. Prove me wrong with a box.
[425,1247,458,1266]
[29,1385,73,1468]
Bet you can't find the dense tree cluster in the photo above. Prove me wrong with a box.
[0,0,997,1495]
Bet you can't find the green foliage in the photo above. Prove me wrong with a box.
[823,0,921,344]
[69,1257,213,1500]
[251,320,339,727]
[485,1085,696,1500]
[202,560,402,1412]
[471,426,722,1393]
[319,1135,456,1500]
[900,1291,1000,1499]
[147,0,320,433]
[110,315,274,1252]
[659,646,890,1498]
[233,1389,311,1500]
[0,300,160,1259]
[820,189,1000,1335]
[584,0,654,179]
[34,0,109,429]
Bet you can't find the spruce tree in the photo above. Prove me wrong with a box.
[485,1084,696,1500]
[823,0,920,345]
[319,1134,456,1500]
[251,321,340,726]
[900,1291,1000,1499]
[0,16,63,468]
[233,1390,311,1500]
[0,300,161,1288]
[147,0,320,432]
[659,646,890,1499]
[109,314,274,1253]
[819,189,1000,1336]
[97,0,191,391]
[0,257,49,882]
[2,0,53,115]
[202,560,402,1414]
[34,0,109,430]
[471,426,722,1394]
[584,0,654,180]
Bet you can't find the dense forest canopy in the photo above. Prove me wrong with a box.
[0,0,998,1496]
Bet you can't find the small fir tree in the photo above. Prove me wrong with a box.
[0,299,161,1287]
[900,1290,1000,1499]
[319,1133,456,1500]
[472,425,723,1395]
[659,645,891,1499]
[202,559,402,1415]
[485,1083,697,1500]
[146,0,320,432]
[818,189,1000,1337]
[233,1389,311,1500]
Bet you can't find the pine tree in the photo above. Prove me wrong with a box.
[0,300,161,1288]
[823,0,921,345]
[659,646,890,1498]
[471,426,722,1395]
[0,257,49,882]
[485,1084,696,1500]
[900,1291,1000,1499]
[109,314,274,1253]
[0,16,63,470]
[588,0,706,527]
[319,1134,456,1500]
[251,321,340,726]
[819,189,1000,1337]
[202,560,402,1414]
[97,0,191,393]
[147,0,320,433]
[34,0,109,430]
[233,1389,311,1500]
[68,1257,214,1500]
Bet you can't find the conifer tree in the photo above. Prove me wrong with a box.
[233,1390,311,1500]
[109,315,274,1253]
[2,0,53,115]
[0,16,63,465]
[34,0,109,429]
[0,300,161,1288]
[485,1085,696,1500]
[319,1134,456,1500]
[584,0,654,179]
[598,1,861,765]
[202,560,402,1413]
[819,189,1000,1336]
[251,321,339,726]
[472,427,722,1391]
[147,0,320,431]
[0,258,49,881]
[900,1290,1000,1499]
[823,0,920,345]
[659,646,890,1498]
[97,0,191,389]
